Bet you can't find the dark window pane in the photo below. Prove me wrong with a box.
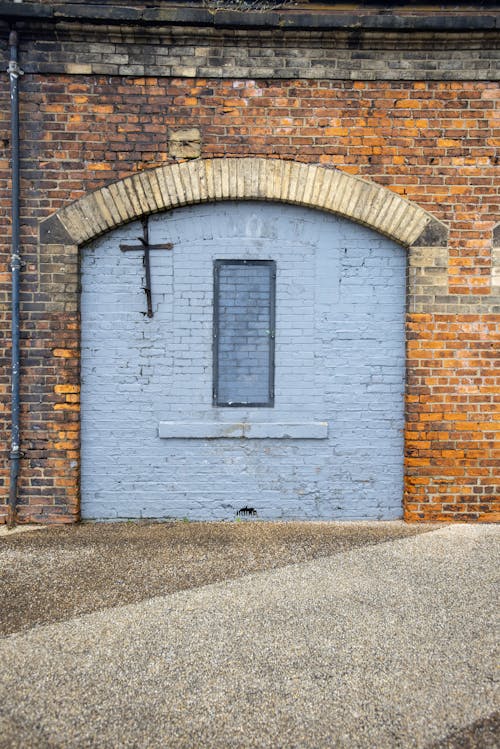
[214,260,275,407]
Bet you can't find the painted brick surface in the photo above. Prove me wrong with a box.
[81,201,405,520]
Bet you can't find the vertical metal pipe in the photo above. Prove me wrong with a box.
[7,30,22,528]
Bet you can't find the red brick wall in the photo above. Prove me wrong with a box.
[1,74,498,522]
[405,314,499,521]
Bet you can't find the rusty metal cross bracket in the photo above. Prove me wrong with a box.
[120,216,173,317]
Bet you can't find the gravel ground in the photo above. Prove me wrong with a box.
[0,520,429,635]
[0,522,498,748]
[427,714,499,749]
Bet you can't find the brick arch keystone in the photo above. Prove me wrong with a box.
[40,158,447,248]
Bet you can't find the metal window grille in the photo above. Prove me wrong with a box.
[213,260,276,407]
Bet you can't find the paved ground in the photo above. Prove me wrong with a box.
[0,521,498,748]
[0,520,430,636]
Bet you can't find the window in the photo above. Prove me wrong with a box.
[213,260,276,407]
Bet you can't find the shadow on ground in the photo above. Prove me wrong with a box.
[425,713,499,749]
[0,520,433,634]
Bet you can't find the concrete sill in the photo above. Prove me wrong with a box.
[158,422,328,439]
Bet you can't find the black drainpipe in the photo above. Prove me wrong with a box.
[7,30,22,529]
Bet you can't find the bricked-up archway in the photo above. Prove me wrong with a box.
[41,158,447,250]
[80,201,408,520]
[36,158,448,523]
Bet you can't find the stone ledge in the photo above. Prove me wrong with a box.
[158,421,329,439]
[1,3,497,33]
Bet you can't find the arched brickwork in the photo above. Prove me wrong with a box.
[40,158,447,249]
[33,157,450,524]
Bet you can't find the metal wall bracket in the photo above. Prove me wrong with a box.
[120,216,173,317]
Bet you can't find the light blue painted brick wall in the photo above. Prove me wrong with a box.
[81,201,406,520]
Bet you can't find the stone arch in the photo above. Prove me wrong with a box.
[40,158,447,249]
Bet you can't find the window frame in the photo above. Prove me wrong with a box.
[213,259,276,408]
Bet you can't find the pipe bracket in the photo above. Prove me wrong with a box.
[7,60,23,78]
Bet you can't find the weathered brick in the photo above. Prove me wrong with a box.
[0,18,498,524]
